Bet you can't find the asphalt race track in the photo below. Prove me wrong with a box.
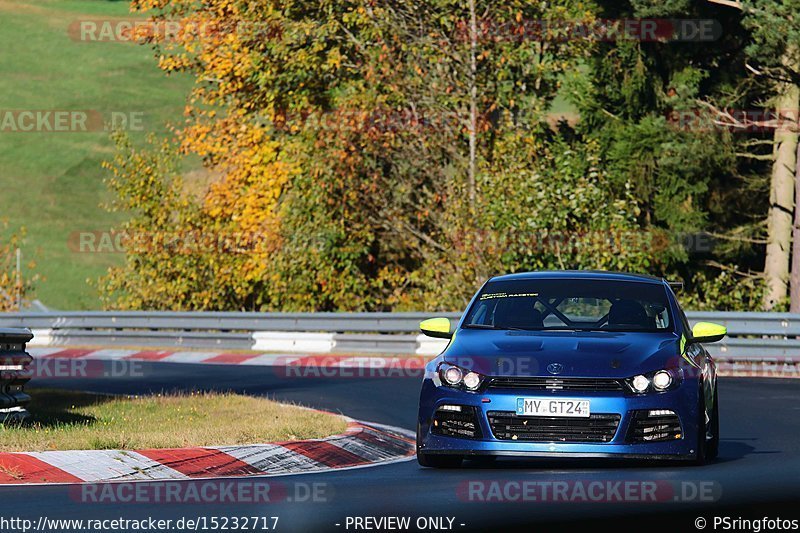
[2,363,799,531]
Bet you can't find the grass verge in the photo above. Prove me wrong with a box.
[0,389,347,451]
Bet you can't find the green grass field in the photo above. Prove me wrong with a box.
[0,0,192,309]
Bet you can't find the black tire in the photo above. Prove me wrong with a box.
[694,384,719,465]
[693,389,707,465]
[417,452,463,468]
[707,386,720,460]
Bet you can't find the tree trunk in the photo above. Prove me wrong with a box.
[764,84,799,310]
[791,141,800,312]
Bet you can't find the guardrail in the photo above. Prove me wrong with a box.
[0,328,34,421]
[0,311,798,359]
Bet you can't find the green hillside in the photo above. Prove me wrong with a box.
[0,0,192,309]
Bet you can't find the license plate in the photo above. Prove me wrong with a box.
[516,398,591,418]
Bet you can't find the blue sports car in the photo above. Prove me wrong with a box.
[416,271,726,467]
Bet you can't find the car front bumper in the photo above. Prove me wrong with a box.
[417,377,702,460]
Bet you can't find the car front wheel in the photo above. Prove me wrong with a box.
[707,386,720,460]
[694,384,719,465]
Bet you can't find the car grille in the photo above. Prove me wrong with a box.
[627,410,682,443]
[431,406,482,439]
[486,377,624,392]
[487,411,621,442]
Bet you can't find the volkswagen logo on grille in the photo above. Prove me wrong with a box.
[547,363,564,375]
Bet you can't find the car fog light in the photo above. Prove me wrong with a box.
[632,375,650,393]
[463,372,481,390]
[443,366,463,385]
[653,370,673,390]
[438,404,462,412]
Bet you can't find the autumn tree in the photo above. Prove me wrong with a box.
[101,0,778,311]
[105,0,627,310]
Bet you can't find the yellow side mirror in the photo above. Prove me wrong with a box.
[691,322,727,343]
[420,317,453,339]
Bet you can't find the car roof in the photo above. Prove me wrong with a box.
[488,270,666,285]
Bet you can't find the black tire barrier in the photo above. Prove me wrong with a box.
[0,328,34,422]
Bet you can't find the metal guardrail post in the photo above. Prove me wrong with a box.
[0,328,34,422]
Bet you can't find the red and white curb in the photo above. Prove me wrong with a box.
[0,419,415,485]
[25,347,800,378]
[26,347,431,371]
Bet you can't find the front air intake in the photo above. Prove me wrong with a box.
[487,411,621,442]
[431,405,482,439]
[626,410,683,442]
[487,377,624,392]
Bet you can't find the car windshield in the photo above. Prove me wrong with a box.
[463,278,672,332]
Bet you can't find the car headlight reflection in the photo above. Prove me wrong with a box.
[438,363,484,392]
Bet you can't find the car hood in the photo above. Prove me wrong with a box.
[442,329,681,378]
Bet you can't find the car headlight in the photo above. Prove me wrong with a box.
[438,363,484,392]
[626,369,682,394]
[652,370,672,391]
[443,366,463,386]
[463,372,481,390]
[631,374,650,393]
